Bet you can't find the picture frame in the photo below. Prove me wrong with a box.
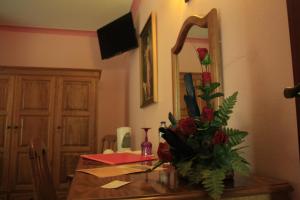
[140,12,158,108]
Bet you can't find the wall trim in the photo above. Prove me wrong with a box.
[0,25,97,37]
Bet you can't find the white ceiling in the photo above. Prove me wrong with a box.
[0,0,133,31]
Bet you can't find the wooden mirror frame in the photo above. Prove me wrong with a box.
[171,8,223,119]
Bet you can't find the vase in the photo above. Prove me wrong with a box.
[141,128,152,156]
[223,170,234,188]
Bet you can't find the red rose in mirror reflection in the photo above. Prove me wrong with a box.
[196,48,208,62]
[202,107,214,122]
[212,130,228,145]
[178,117,197,136]
[202,72,212,86]
[157,142,172,162]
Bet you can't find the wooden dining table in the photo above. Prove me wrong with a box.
[67,157,293,200]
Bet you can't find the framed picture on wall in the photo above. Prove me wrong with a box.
[140,12,158,108]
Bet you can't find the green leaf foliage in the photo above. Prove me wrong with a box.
[176,160,193,177]
[199,94,209,101]
[230,153,250,176]
[188,165,204,184]
[209,92,224,100]
[213,145,232,168]
[211,92,238,127]
[201,54,212,66]
[224,128,248,147]
[201,169,226,200]
[186,136,201,151]
[198,82,220,94]
[198,83,224,103]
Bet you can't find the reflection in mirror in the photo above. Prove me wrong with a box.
[171,8,222,119]
[178,27,208,118]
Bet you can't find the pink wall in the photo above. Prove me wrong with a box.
[0,28,130,151]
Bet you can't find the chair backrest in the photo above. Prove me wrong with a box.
[29,138,57,200]
[101,135,117,153]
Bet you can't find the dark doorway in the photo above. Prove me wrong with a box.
[286,0,300,151]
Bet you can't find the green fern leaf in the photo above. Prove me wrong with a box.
[224,128,248,147]
[188,165,204,184]
[201,169,226,200]
[232,145,249,152]
[211,120,222,127]
[231,155,250,176]
[176,160,193,177]
[212,92,238,127]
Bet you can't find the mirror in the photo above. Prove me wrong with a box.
[172,8,223,119]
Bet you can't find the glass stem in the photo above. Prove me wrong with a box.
[145,130,148,142]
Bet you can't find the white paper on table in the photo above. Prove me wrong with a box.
[101,180,130,189]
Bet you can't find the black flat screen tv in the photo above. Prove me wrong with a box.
[97,12,138,59]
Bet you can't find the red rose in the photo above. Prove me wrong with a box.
[196,48,208,62]
[202,72,211,86]
[178,117,197,136]
[212,130,228,145]
[202,107,214,121]
[157,142,173,162]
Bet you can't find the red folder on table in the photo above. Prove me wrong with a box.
[80,152,156,165]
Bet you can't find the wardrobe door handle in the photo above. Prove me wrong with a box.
[14,126,19,129]
[7,126,11,129]
[57,126,62,130]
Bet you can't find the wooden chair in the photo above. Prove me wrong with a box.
[101,134,117,153]
[65,135,117,185]
[29,138,58,200]
[66,135,117,184]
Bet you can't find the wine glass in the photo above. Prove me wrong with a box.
[141,128,152,156]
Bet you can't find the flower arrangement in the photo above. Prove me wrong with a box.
[156,48,250,199]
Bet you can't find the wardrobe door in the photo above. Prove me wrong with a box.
[0,75,14,193]
[53,77,96,188]
[9,75,55,192]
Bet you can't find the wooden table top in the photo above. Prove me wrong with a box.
[67,158,293,200]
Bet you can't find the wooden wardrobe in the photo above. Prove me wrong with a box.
[0,66,101,199]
